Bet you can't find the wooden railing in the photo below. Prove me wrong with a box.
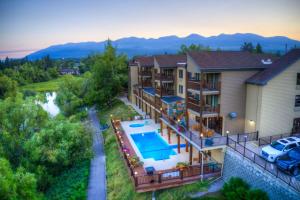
[143,95,155,105]
[187,79,221,92]
[155,87,175,96]
[227,136,300,192]
[155,73,174,81]
[139,70,152,76]
[141,80,152,88]
[187,102,220,115]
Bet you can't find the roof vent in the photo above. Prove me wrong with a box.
[261,59,272,65]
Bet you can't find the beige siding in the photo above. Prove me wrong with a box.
[258,59,300,137]
[129,65,138,103]
[220,71,258,135]
[176,67,186,99]
[245,84,262,133]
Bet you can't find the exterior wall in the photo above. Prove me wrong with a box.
[176,67,186,99]
[256,59,300,137]
[210,148,225,163]
[129,65,138,102]
[245,84,262,133]
[220,70,258,135]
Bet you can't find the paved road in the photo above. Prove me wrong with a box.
[87,108,106,200]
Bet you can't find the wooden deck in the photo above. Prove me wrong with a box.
[111,118,222,192]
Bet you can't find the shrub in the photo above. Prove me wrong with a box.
[246,189,269,200]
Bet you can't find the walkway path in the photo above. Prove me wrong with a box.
[87,108,106,200]
[189,178,224,198]
[119,96,145,116]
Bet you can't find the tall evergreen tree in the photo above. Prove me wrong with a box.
[255,43,263,53]
[240,42,254,53]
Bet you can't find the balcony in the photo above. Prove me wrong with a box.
[187,102,220,116]
[138,71,152,77]
[155,73,174,82]
[155,87,175,96]
[187,79,221,94]
[140,80,152,87]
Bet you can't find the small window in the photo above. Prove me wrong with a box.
[295,95,300,107]
[285,143,297,150]
[178,85,183,94]
[179,70,183,79]
[297,73,300,85]
[195,73,200,81]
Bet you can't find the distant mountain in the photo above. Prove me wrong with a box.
[27,33,300,60]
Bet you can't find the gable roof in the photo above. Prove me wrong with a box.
[154,54,186,68]
[134,56,154,67]
[188,51,277,70]
[246,49,300,85]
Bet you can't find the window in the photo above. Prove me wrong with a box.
[178,85,183,94]
[295,95,300,107]
[195,73,200,81]
[179,70,183,78]
[285,143,297,151]
[297,73,300,85]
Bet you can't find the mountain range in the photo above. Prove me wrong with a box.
[27,33,300,60]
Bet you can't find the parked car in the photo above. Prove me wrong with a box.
[261,137,300,162]
[276,146,300,176]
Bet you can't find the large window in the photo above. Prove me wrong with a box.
[195,73,200,81]
[178,85,183,94]
[297,73,300,85]
[295,95,300,107]
[179,69,183,78]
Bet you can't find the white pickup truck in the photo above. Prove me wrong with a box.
[261,137,300,162]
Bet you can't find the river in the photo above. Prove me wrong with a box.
[39,92,60,117]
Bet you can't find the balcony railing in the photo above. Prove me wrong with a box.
[143,95,155,105]
[155,73,174,81]
[187,79,221,92]
[141,80,152,87]
[187,102,220,115]
[155,87,175,96]
[138,71,152,76]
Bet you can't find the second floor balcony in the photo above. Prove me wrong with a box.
[187,79,221,94]
[155,87,175,97]
[138,80,152,87]
[138,70,152,77]
[155,73,174,82]
[187,102,220,116]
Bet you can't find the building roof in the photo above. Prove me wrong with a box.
[188,51,277,70]
[246,49,300,85]
[134,56,154,67]
[161,96,184,104]
[154,54,186,68]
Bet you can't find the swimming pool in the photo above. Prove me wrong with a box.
[129,123,144,128]
[131,132,176,160]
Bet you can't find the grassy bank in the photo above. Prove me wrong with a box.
[100,99,208,200]
[20,75,82,92]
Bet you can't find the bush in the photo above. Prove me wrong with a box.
[222,177,268,200]
[45,160,90,200]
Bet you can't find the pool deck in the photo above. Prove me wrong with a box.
[121,119,208,171]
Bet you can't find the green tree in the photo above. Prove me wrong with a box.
[89,40,127,107]
[178,44,211,54]
[222,177,250,200]
[0,74,17,99]
[0,158,40,200]
[240,42,254,53]
[255,43,263,54]
[246,189,268,200]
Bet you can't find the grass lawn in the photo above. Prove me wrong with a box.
[100,99,209,200]
[20,75,82,92]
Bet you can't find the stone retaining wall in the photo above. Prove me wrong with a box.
[223,148,300,200]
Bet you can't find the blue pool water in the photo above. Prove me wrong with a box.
[131,132,176,160]
[129,123,144,128]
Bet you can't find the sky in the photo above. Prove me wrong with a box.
[0,0,300,58]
